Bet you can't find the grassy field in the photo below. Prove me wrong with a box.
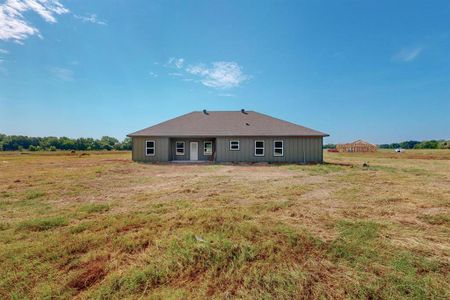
[0,150,449,299]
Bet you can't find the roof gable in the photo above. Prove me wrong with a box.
[128,111,328,137]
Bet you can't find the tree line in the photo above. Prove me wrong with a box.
[324,140,450,150]
[0,134,131,151]
[378,140,450,149]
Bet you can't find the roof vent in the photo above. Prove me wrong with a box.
[203,109,208,115]
[245,122,250,126]
[241,109,247,114]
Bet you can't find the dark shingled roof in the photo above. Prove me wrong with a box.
[127,111,329,137]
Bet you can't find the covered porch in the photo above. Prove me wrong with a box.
[169,138,216,162]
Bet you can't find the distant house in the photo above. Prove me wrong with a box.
[336,140,377,152]
[127,110,329,163]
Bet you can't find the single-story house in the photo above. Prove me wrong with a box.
[127,110,329,163]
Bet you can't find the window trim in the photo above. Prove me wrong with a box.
[273,140,284,157]
[175,141,185,156]
[254,140,265,156]
[229,140,240,151]
[204,141,213,155]
[145,140,155,156]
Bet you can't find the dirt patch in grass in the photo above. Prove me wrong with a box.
[68,256,109,291]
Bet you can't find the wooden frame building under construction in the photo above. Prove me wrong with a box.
[336,140,377,152]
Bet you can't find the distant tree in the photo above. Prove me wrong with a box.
[399,141,420,149]
[438,140,450,149]
[0,134,129,151]
[122,137,132,150]
[100,136,119,151]
[1,135,36,150]
[323,144,336,149]
[114,137,132,150]
[414,140,439,149]
[40,137,59,150]
[58,137,76,150]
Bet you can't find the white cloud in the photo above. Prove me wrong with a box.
[148,71,158,77]
[186,61,249,89]
[49,66,73,81]
[0,0,69,43]
[73,13,107,26]
[392,47,423,62]
[0,48,9,54]
[166,57,184,69]
[162,58,250,89]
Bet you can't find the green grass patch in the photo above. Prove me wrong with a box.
[329,220,381,263]
[383,252,449,299]
[17,216,69,231]
[113,229,153,254]
[25,190,46,200]
[329,220,450,299]
[91,219,324,299]
[79,203,110,214]
[69,221,94,234]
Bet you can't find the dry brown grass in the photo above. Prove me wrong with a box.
[0,149,449,299]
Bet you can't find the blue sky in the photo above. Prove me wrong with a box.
[0,0,449,144]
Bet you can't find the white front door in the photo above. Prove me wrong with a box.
[190,142,198,161]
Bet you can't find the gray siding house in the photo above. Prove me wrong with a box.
[127,110,329,163]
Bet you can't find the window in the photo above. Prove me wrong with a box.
[145,140,155,156]
[255,140,264,156]
[204,141,213,155]
[230,140,240,151]
[176,141,185,155]
[274,140,283,156]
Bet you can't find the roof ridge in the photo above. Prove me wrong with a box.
[127,110,329,137]
[192,110,255,112]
